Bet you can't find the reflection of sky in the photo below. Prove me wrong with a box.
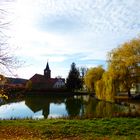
[48,103,68,118]
[0,101,68,119]
[0,99,140,119]
[0,101,43,119]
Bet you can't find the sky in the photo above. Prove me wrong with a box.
[1,0,140,79]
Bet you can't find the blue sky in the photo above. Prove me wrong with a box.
[1,0,140,79]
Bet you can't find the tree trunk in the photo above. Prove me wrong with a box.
[128,89,132,98]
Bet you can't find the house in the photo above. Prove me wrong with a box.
[5,77,27,89]
[6,77,27,87]
[0,75,27,93]
[53,78,65,88]
[29,62,65,90]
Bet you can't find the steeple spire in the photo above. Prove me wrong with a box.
[46,62,50,70]
[44,61,51,79]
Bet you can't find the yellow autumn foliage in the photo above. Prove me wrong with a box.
[0,74,8,99]
[84,66,105,92]
[87,37,140,102]
[108,37,140,93]
[25,80,32,90]
[95,72,116,102]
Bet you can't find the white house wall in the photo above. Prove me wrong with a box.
[53,79,65,88]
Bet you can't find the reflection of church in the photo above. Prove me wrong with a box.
[25,97,50,118]
[25,96,66,118]
[25,96,83,119]
[29,62,65,90]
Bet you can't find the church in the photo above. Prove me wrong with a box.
[29,62,65,90]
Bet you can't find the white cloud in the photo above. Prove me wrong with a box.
[31,0,140,33]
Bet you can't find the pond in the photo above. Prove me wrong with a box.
[0,93,140,119]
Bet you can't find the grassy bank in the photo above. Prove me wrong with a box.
[0,118,140,140]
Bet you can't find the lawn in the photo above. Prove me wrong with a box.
[0,118,140,140]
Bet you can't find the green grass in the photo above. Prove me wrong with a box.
[0,118,140,139]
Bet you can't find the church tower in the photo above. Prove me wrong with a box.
[44,62,51,79]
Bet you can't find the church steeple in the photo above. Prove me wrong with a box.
[44,62,51,79]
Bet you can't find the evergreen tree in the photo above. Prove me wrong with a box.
[66,62,82,91]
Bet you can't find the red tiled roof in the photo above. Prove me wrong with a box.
[30,74,46,83]
[29,74,61,88]
[30,74,59,83]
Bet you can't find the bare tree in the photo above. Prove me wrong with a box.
[79,67,88,78]
[0,0,21,76]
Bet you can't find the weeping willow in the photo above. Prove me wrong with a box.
[84,66,105,93]
[95,72,117,102]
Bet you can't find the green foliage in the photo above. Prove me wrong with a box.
[66,62,82,91]
[84,66,105,92]
[65,97,82,116]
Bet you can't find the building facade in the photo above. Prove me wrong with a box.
[29,62,65,90]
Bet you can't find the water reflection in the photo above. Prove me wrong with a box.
[0,94,140,119]
[80,97,117,118]
[65,97,82,117]
[25,95,83,118]
[25,97,50,118]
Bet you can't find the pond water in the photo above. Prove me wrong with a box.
[0,93,140,119]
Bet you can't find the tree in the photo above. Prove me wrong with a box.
[66,62,82,91]
[25,80,32,90]
[79,67,88,78]
[95,71,116,102]
[0,1,22,100]
[84,66,105,92]
[0,2,20,75]
[0,74,6,85]
[0,74,8,99]
[0,44,19,74]
[79,66,88,90]
[108,38,140,97]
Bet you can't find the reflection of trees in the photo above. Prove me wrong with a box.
[95,101,114,117]
[65,97,82,116]
[2,93,137,119]
[84,97,98,117]
[42,106,50,119]
[95,101,124,117]
[83,97,126,118]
